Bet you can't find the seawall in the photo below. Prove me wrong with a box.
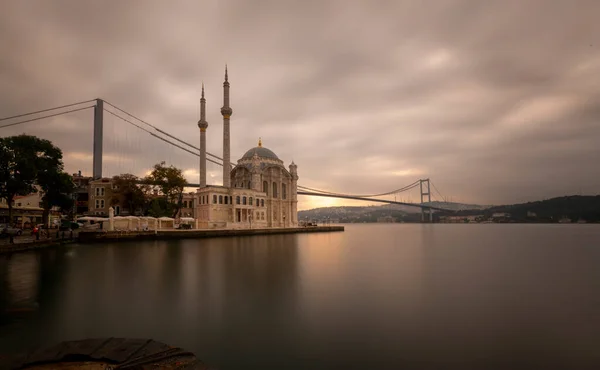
[0,239,75,254]
[78,226,345,243]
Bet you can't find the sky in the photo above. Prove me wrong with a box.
[1,0,600,210]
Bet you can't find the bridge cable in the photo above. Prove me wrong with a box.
[0,105,96,130]
[103,108,223,166]
[103,100,223,162]
[297,190,454,212]
[297,183,419,198]
[0,99,96,122]
[297,180,420,198]
[430,181,446,203]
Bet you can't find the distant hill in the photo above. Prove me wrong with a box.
[298,196,600,223]
[455,195,600,222]
[298,201,488,223]
[422,201,490,212]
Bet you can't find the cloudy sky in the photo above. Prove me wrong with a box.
[1,0,599,210]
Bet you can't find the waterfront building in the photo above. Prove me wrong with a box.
[179,192,196,218]
[377,216,397,223]
[195,68,299,228]
[0,187,61,227]
[72,171,92,216]
[88,177,120,216]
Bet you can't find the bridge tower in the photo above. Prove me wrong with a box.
[420,178,432,223]
[93,98,103,179]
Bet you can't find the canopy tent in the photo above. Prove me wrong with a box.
[77,216,108,222]
[158,216,175,229]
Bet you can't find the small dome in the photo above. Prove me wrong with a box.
[241,146,279,160]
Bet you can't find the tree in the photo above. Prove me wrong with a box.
[0,135,63,224]
[111,174,148,215]
[143,161,187,218]
[39,172,75,226]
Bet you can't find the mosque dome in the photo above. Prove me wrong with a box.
[241,138,279,160]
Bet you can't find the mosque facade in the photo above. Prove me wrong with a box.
[195,68,299,228]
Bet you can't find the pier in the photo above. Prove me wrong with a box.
[78,225,345,243]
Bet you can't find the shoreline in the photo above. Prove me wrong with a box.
[79,225,345,243]
[0,226,344,253]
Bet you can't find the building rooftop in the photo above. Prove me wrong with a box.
[241,146,279,160]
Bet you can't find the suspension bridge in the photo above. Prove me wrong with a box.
[0,98,457,220]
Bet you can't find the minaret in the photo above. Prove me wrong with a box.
[221,65,232,188]
[198,83,208,187]
[289,161,299,226]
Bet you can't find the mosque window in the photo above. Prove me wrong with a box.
[272,182,278,198]
[249,197,253,206]
[219,195,223,204]
[224,196,229,205]
[261,199,264,207]
[255,198,259,206]
[236,196,240,204]
[243,196,247,205]
[263,181,268,195]
[213,195,217,204]
[282,184,287,200]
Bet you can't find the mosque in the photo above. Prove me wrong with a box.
[194,68,299,228]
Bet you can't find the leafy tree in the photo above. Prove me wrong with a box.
[111,173,148,215]
[39,172,75,226]
[0,135,63,224]
[143,161,187,218]
[147,197,172,218]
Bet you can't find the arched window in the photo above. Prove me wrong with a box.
[263,181,268,195]
[213,195,217,204]
[224,196,228,204]
[255,198,259,206]
[282,184,287,200]
[230,196,233,204]
[261,212,265,220]
[243,196,247,205]
[249,197,253,206]
[272,182,278,198]
[219,195,223,204]
[236,196,240,205]
[248,181,252,189]
[261,199,264,207]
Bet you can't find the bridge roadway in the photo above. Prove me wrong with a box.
[182,183,452,212]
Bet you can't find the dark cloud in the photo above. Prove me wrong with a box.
[1,0,600,209]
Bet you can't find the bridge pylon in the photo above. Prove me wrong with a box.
[420,178,432,223]
[93,98,104,179]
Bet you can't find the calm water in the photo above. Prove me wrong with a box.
[2,224,600,369]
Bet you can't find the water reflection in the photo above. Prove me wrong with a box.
[1,253,40,311]
[2,225,600,369]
